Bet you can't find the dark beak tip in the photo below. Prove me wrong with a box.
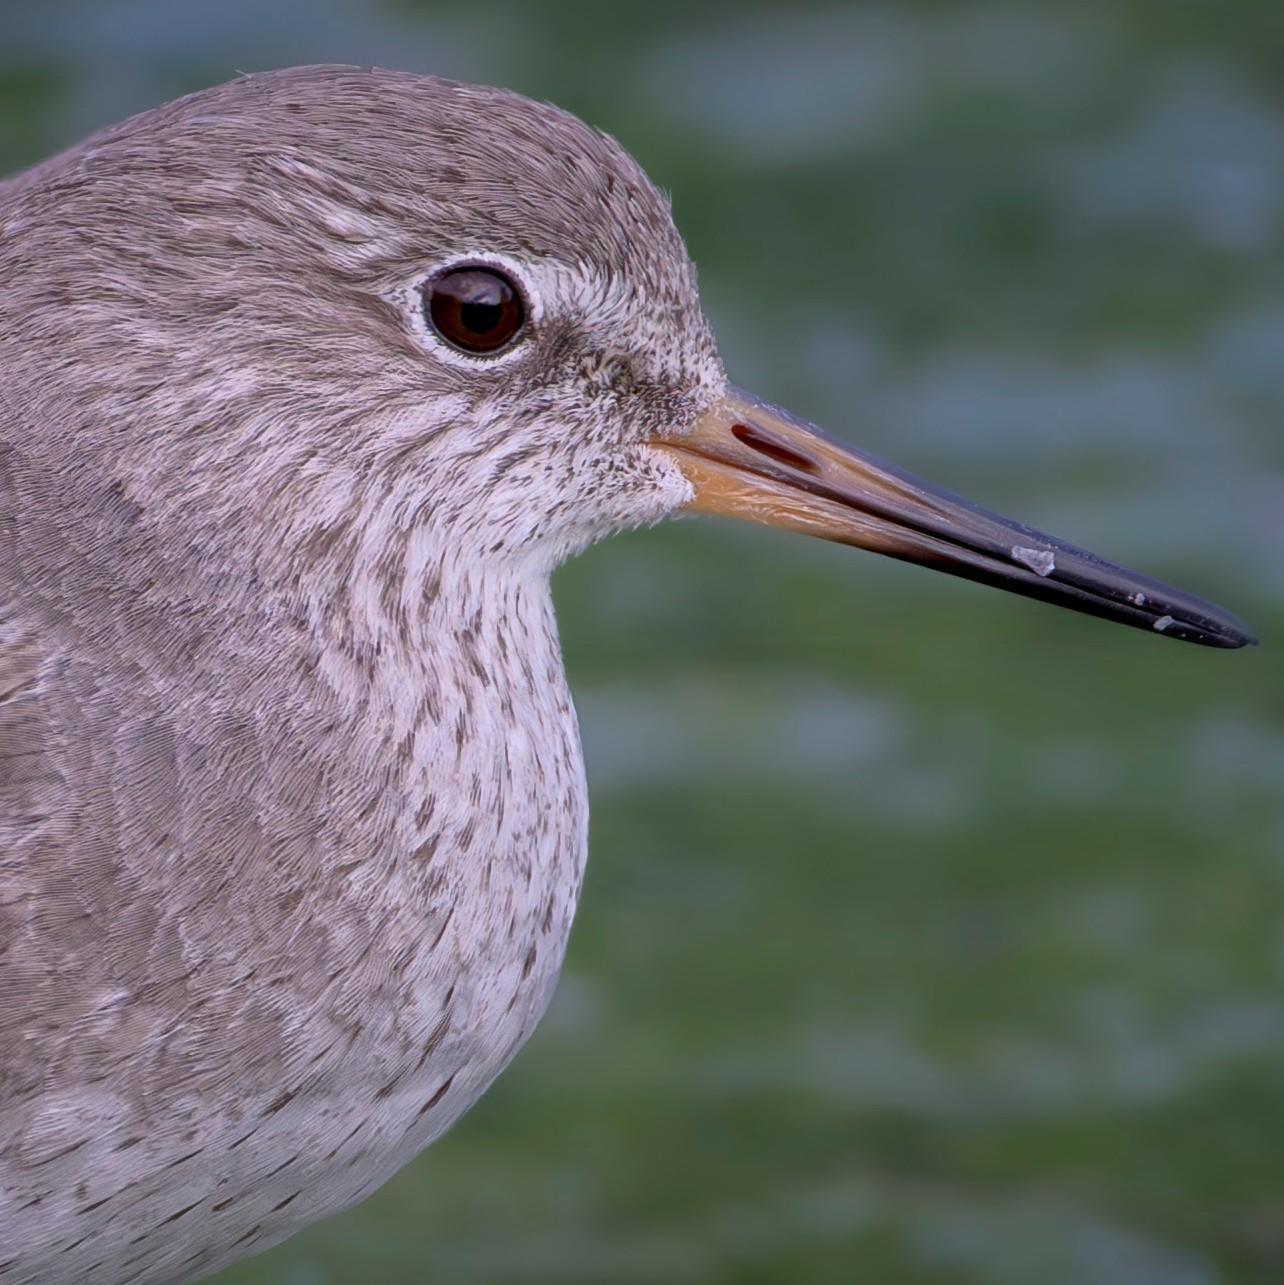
[1177,612,1258,650]
[1226,623,1260,650]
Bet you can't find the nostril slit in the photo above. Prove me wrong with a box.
[731,423,819,474]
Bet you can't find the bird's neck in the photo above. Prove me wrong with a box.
[228,549,593,1114]
[295,545,590,990]
[142,543,588,1173]
[297,542,589,864]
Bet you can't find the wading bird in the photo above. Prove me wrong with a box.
[0,65,1252,1284]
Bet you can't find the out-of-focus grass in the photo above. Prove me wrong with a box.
[4,1,1281,1281]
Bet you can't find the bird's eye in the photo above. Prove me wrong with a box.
[423,266,526,355]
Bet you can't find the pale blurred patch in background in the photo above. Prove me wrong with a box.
[4,3,1281,1282]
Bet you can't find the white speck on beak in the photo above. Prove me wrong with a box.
[1012,545,1056,577]
[1153,614,1175,632]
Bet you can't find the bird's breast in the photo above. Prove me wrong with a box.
[0,571,594,1285]
[147,599,589,1281]
[264,582,592,1211]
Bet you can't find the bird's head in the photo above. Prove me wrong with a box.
[3,65,1251,646]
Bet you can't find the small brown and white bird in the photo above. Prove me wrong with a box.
[0,65,1252,1284]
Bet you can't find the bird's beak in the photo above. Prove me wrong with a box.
[652,386,1255,648]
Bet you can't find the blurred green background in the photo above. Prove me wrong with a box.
[5,1,1282,1281]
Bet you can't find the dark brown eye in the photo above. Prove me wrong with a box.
[423,266,526,355]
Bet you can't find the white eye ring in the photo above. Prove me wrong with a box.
[403,252,542,368]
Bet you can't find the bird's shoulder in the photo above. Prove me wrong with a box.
[0,595,142,1108]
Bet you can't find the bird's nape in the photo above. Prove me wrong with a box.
[653,387,1256,649]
